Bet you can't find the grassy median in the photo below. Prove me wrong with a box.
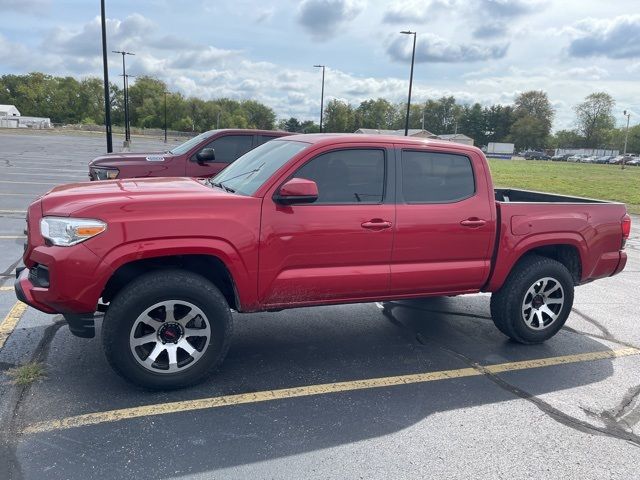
[488,159,640,215]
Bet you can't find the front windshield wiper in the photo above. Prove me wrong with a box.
[211,163,265,193]
[209,180,235,193]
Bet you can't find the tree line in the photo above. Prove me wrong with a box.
[1,72,637,152]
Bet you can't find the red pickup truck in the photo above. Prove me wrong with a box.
[16,134,630,389]
[88,129,291,180]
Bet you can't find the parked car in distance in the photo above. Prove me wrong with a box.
[17,134,631,389]
[595,155,614,164]
[523,150,550,160]
[567,154,587,162]
[626,155,640,166]
[551,154,570,161]
[581,155,598,163]
[88,129,293,180]
[609,155,627,165]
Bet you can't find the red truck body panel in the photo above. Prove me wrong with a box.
[19,134,629,316]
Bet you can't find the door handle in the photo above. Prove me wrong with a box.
[460,218,486,228]
[361,219,392,230]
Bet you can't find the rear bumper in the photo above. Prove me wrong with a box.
[612,251,627,277]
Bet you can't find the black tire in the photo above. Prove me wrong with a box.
[490,255,574,344]
[102,270,233,389]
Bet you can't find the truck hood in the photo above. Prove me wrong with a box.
[89,152,177,168]
[41,177,230,216]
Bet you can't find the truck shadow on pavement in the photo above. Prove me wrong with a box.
[7,296,632,479]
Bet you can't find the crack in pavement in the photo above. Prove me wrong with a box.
[379,303,640,448]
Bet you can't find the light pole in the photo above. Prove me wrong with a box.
[120,73,135,144]
[100,0,112,153]
[164,91,168,143]
[400,30,416,136]
[314,65,325,132]
[622,110,631,170]
[113,50,134,146]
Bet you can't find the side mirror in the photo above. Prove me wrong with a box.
[274,178,318,205]
[196,148,216,163]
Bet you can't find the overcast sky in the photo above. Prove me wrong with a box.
[1,0,639,131]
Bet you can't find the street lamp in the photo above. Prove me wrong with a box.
[314,65,325,133]
[100,0,112,153]
[400,30,417,136]
[112,50,134,146]
[622,110,631,170]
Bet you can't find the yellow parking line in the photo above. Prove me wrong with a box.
[0,286,14,291]
[21,347,640,435]
[0,301,27,350]
[0,180,57,185]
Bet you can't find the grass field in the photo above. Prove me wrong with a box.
[488,159,640,215]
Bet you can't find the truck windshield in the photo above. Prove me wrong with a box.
[210,139,310,196]
[169,130,218,155]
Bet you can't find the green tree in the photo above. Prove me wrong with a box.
[549,129,584,148]
[458,103,487,146]
[509,116,548,150]
[354,98,397,129]
[323,99,355,132]
[241,100,276,129]
[574,92,616,148]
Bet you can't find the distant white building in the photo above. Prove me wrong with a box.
[355,128,439,138]
[355,128,474,146]
[438,133,474,146]
[0,104,20,117]
[0,104,51,129]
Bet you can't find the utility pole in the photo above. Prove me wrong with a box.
[622,110,631,170]
[164,91,168,143]
[100,0,112,153]
[400,31,417,136]
[120,73,135,144]
[313,65,325,132]
[112,50,134,147]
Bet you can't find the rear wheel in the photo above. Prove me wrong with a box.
[102,270,233,389]
[490,255,574,344]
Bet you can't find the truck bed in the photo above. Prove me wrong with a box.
[495,188,615,205]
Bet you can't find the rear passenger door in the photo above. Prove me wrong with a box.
[186,134,255,177]
[390,148,494,295]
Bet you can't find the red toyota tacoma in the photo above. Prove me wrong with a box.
[88,129,291,180]
[16,134,630,389]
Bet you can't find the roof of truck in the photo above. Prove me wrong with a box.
[282,133,482,155]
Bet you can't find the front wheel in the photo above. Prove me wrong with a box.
[490,255,574,344]
[102,270,233,389]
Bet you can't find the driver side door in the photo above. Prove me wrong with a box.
[186,134,255,177]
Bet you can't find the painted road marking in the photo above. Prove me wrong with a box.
[21,347,640,435]
[0,286,14,291]
[0,193,37,197]
[0,180,57,186]
[0,236,27,239]
[0,210,27,214]
[0,301,27,350]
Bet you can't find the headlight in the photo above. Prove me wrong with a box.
[40,217,107,246]
[91,167,119,180]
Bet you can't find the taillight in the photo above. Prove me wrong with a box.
[622,214,631,249]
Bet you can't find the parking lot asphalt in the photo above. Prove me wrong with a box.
[0,130,639,480]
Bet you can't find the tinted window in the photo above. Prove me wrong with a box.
[204,135,254,163]
[294,149,385,204]
[401,151,475,203]
[257,134,279,146]
[212,140,310,196]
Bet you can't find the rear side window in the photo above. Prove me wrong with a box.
[294,149,385,204]
[204,135,254,163]
[401,150,475,203]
